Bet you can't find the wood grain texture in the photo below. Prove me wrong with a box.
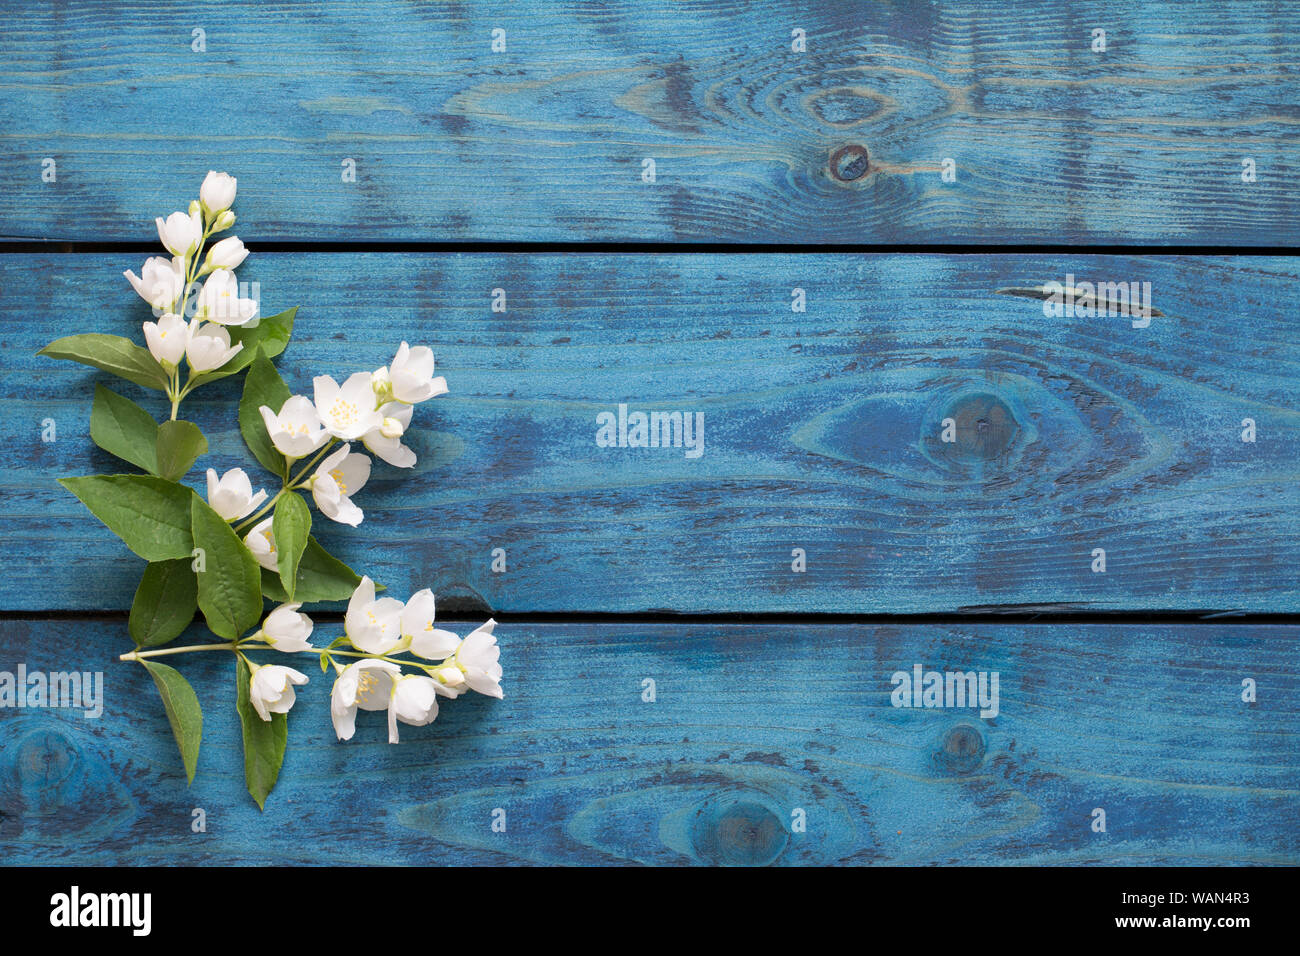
[1,1,1298,243]
[1,618,1294,865]
[5,253,1297,614]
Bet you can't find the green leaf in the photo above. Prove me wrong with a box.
[39,333,170,391]
[129,559,198,648]
[59,475,193,560]
[239,350,291,478]
[234,656,287,810]
[89,384,159,474]
[272,492,311,599]
[188,307,298,389]
[142,660,202,784]
[155,419,208,482]
[237,306,296,361]
[260,535,364,604]
[191,495,264,640]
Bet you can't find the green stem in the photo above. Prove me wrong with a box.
[160,365,181,421]
[164,230,211,420]
[121,642,236,662]
[185,226,212,299]
[291,438,338,485]
[232,438,337,534]
[238,641,443,672]
[232,496,277,535]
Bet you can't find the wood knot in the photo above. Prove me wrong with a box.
[14,738,79,796]
[828,144,870,182]
[934,724,986,775]
[939,392,1019,465]
[691,798,788,866]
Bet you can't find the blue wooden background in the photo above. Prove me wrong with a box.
[3,619,1296,865]
[5,254,1298,614]
[0,0,1298,243]
[1,1,1298,866]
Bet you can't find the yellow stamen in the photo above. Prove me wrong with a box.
[329,399,359,427]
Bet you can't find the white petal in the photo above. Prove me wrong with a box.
[345,575,377,635]
[400,589,436,636]
[324,494,364,527]
[411,629,461,661]
[336,451,371,494]
[313,375,341,412]
[315,444,350,475]
[464,670,504,699]
[363,431,417,468]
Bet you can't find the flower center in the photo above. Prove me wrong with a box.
[329,399,358,426]
[330,467,347,494]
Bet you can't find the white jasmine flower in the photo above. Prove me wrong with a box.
[244,517,278,572]
[186,321,244,372]
[203,236,249,272]
[156,209,203,258]
[400,589,461,660]
[331,658,401,741]
[258,395,330,459]
[142,312,189,368]
[257,603,314,652]
[449,620,503,699]
[205,467,268,521]
[344,575,405,654]
[388,342,448,404]
[200,170,237,214]
[195,268,259,326]
[388,675,440,743]
[314,372,383,440]
[248,662,309,722]
[307,445,370,526]
[361,402,416,468]
[124,255,185,311]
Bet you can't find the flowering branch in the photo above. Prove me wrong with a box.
[38,172,502,808]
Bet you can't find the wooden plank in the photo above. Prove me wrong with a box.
[1,1,1297,243]
[0,618,1294,865]
[5,253,1297,614]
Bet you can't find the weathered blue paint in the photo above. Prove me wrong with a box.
[0,1,1297,243]
[1,1,1295,868]
[1,619,1294,865]
[5,254,1297,613]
